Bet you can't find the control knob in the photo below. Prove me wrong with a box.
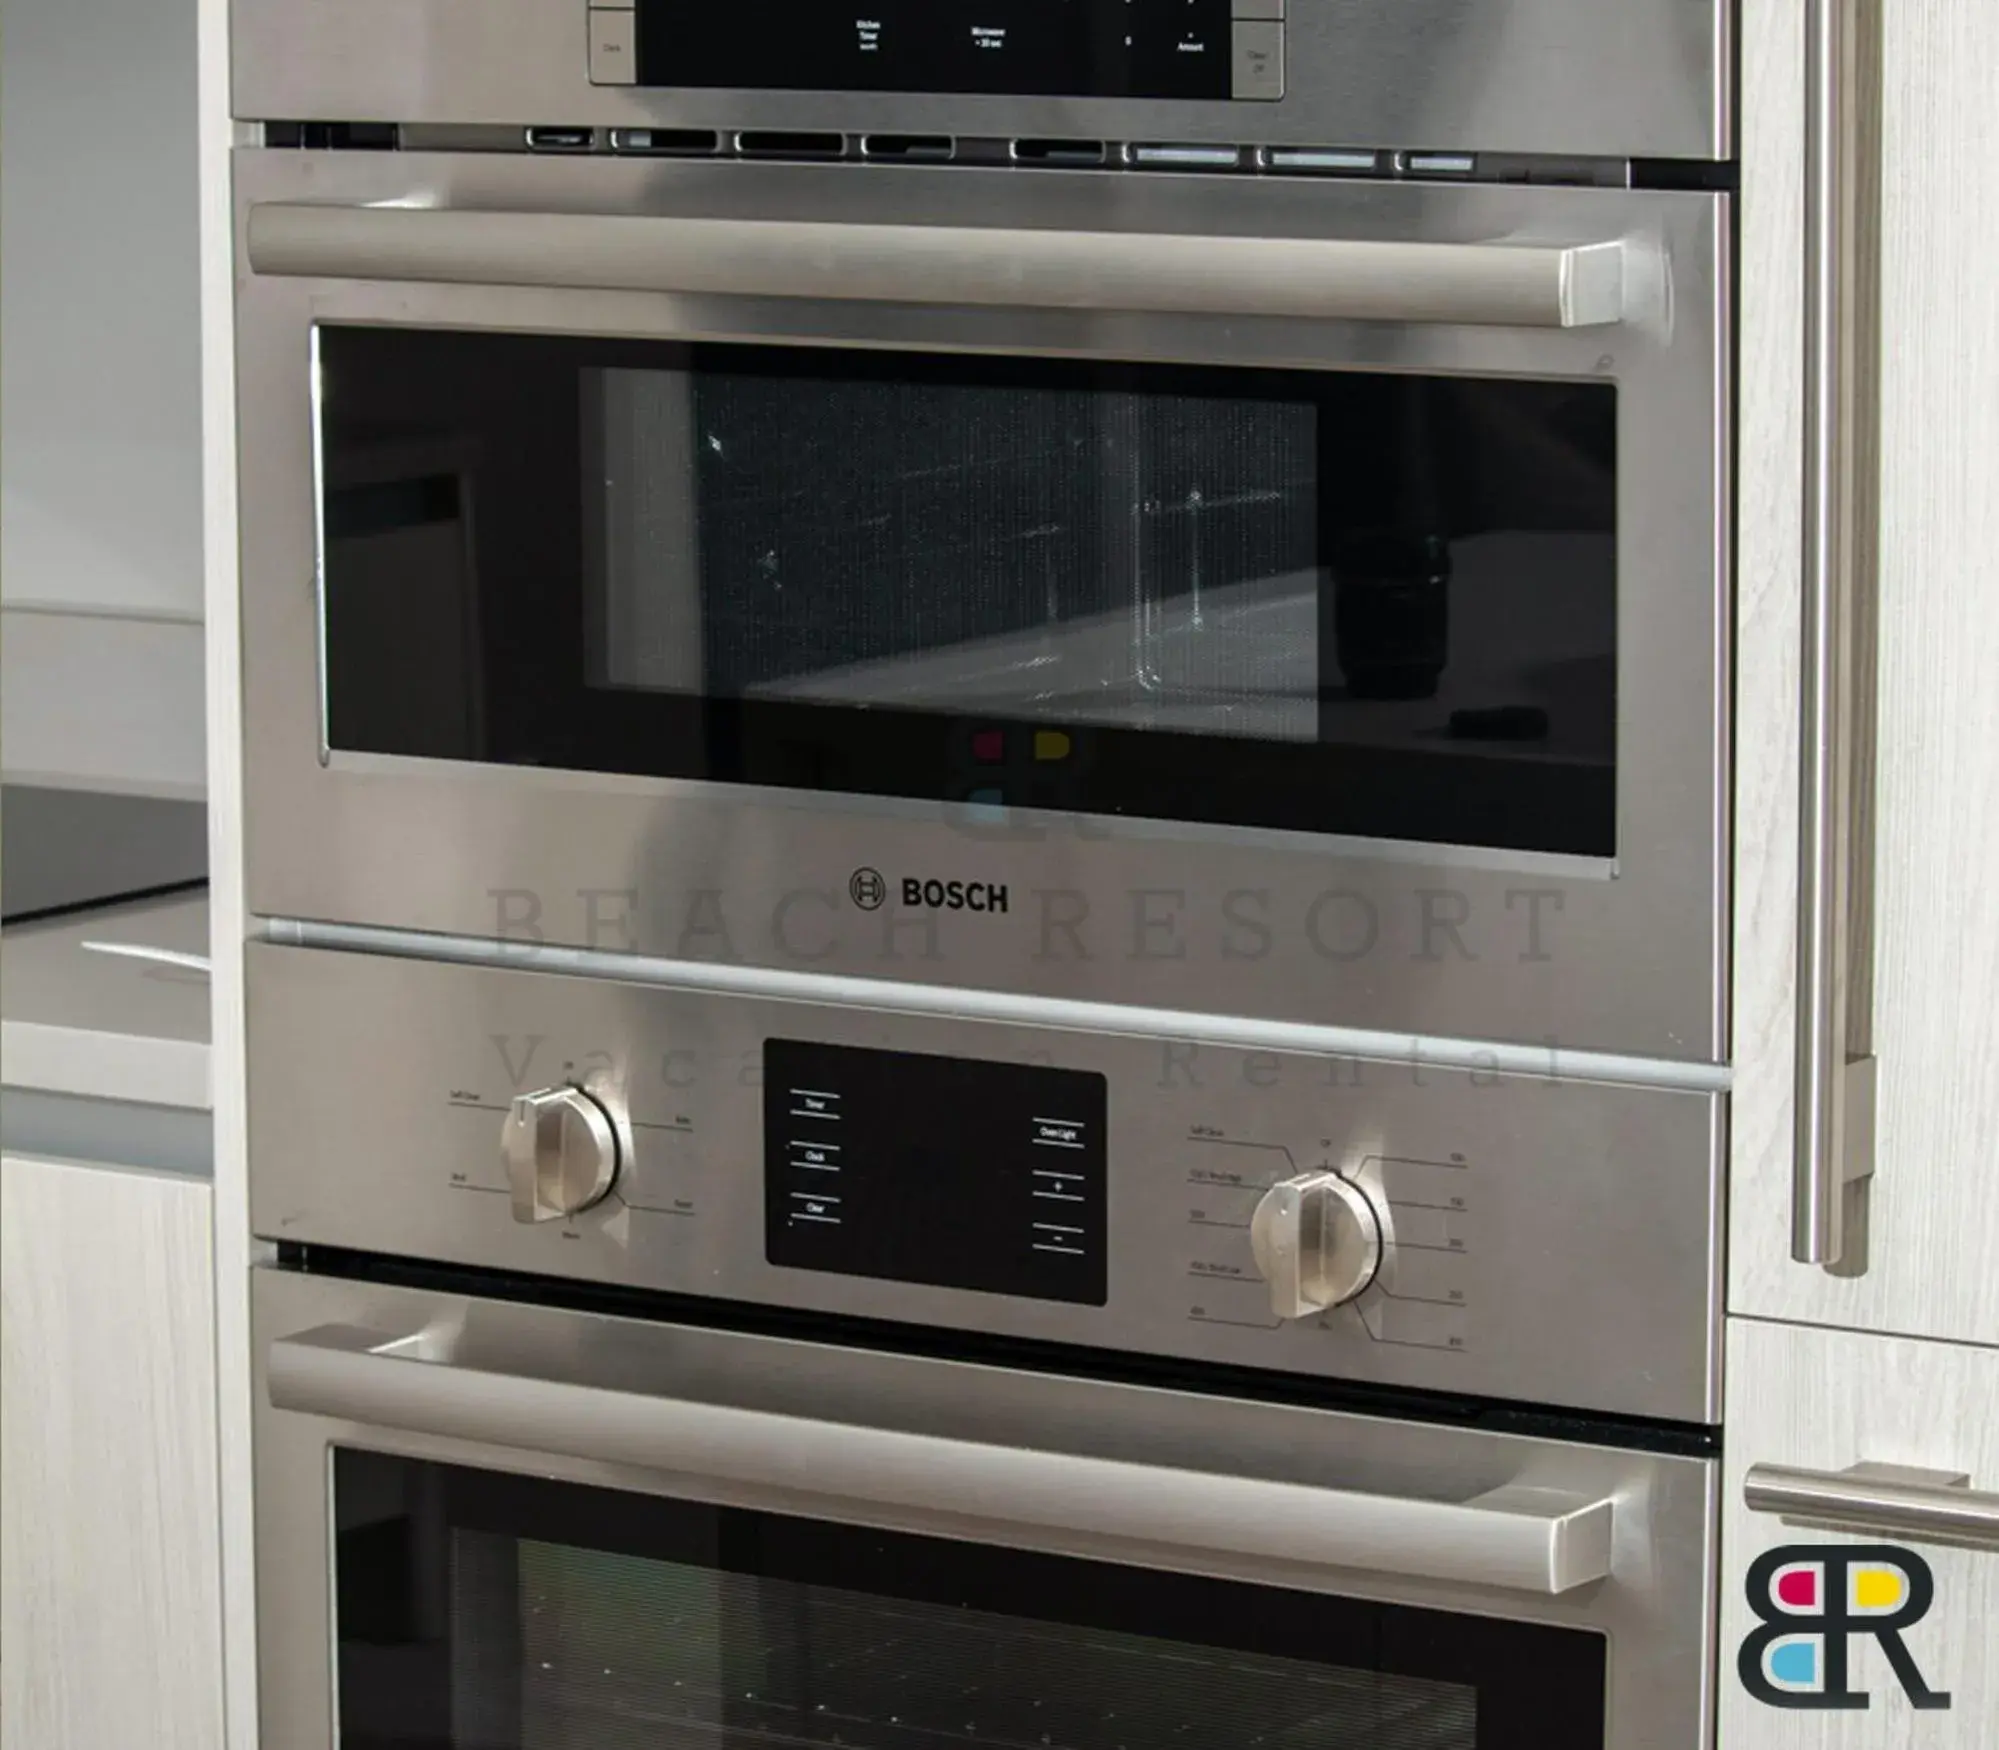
[503,1085,621,1223]
[1249,1171,1384,1318]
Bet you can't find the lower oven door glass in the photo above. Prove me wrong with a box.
[317,328,1616,856]
[330,1449,1607,1750]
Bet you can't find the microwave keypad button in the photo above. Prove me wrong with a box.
[1231,0,1284,20]
[588,9,638,84]
[1230,21,1283,99]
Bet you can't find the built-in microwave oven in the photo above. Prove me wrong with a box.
[235,147,1727,1063]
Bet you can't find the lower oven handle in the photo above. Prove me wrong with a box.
[270,1322,1615,1596]
[245,202,1628,330]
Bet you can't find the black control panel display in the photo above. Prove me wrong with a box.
[635,0,1234,99]
[764,1039,1108,1305]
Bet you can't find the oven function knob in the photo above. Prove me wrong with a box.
[503,1085,621,1223]
[1249,1171,1384,1319]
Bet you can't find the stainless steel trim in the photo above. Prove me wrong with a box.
[271,1319,1613,1592]
[1793,0,1879,1267]
[246,202,1629,328]
[1746,1462,1999,1550]
[306,322,331,763]
[261,916,1735,1092]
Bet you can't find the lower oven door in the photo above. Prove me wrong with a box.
[254,1269,1716,1750]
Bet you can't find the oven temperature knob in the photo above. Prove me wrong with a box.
[502,1085,621,1223]
[1249,1171,1384,1319]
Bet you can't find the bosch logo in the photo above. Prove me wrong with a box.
[850,869,1009,914]
[848,867,887,910]
[902,877,1009,914]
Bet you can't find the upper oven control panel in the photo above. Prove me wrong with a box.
[584,0,1284,99]
[245,941,1723,1424]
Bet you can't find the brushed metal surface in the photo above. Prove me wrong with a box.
[245,940,1726,1423]
[1793,0,1881,1268]
[235,151,1732,1065]
[227,0,1728,160]
[270,1319,1617,1592]
[1249,1169,1385,1317]
[500,1083,621,1221]
[263,916,1737,1092]
[245,203,1630,327]
[1746,1461,1999,1550]
[253,1267,1720,1750]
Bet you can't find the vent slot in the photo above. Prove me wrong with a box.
[1264,146,1381,175]
[1129,142,1242,169]
[265,121,400,150]
[1010,137,1106,166]
[1399,150,1476,178]
[862,133,955,161]
[735,130,847,159]
[524,126,596,152]
[610,127,720,155]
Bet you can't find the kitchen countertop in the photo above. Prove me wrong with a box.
[1,889,211,1110]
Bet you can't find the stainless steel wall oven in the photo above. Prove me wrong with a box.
[235,4,1734,1743]
[247,931,1725,1750]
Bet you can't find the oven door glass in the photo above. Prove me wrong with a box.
[331,1449,1607,1750]
[317,328,1616,856]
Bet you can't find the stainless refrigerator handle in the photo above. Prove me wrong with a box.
[270,1322,1616,1595]
[1746,1462,1999,1549]
[1794,0,1880,1267]
[246,202,1628,329]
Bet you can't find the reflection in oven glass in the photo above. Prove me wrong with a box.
[492,1538,1477,1750]
[593,365,1324,742]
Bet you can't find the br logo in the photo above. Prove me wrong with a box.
[1738,1546,1951,1709]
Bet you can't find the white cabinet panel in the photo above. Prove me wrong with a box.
[0,1155,224,1750]
[1730,0,1999,1343]
[1723,1318,1999,1747]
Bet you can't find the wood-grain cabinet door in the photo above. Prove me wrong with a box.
[1722,1318,1999,1749]
[0,1154,225,1750]
[1729,0,1999,1345]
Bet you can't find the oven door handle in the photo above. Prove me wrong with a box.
[245,202,1629,330]
[270,1322,1616,1595]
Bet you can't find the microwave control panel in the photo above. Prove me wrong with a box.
[247,942,1722,1424]
[584,0,1284,100]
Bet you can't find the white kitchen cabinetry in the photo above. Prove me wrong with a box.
[1723,1318,1999,1747]
[1731,0,1999,1343]
[0,1154,225,1750]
